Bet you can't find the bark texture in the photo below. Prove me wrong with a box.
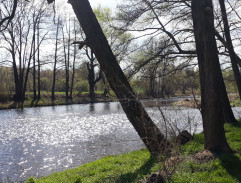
[69,0,170,156]
[191,0,232,153]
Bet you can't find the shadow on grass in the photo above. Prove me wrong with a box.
[115,156,157,183]
[219,153,241,182]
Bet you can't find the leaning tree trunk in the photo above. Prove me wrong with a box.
[191,0,232,153]
[68,0,170,156]
[219,0,241,100]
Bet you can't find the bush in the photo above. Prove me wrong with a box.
[40,77,51,92]
[55,79,66,92]
[74,80,89,93]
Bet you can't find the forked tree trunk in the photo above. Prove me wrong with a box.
[86,49,101,103]
[68,0,170,156]
[191,0,232,153]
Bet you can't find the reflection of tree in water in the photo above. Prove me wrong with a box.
[104,102,110,111]
[117,103,121,110]
[67,105,74,112]
[89,104,95,112]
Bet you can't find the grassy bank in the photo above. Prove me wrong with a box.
[1,92,240,110]
[27,121,241,183]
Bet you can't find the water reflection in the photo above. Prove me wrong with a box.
[104,102,110,111]
[89,104,95,112]
[117,103,121,110]
[0,101,240,182]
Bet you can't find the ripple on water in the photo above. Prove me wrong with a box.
[0,103,240,182]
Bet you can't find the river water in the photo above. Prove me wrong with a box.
[0,100,240,182]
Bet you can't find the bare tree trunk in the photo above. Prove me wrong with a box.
[69,0,170,156]
[213,34,237,123]
[51,17,60,101]
[8,30,20,101]
[21,28,37,107]
[70,53,76,100]
[33,20,37,100]
[149,71,155,98]
[62,26,69,103]
[86,61,96,103]
[37,23,41,99]
[101,73,109,101]
[70,20,77,100]
[219,0,241,100]
[221,89,237,123]
[191,0,232,153]
[85,49,101,103]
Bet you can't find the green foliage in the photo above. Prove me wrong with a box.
[180,132,204,155]
[130,79,148,97]
[230,99,241,107]
[0,66,14,95]
[40,77,51,92]
[74,80,89,92]
[223,69,238,94]
[55,79,66,92]
[94,6,112,23]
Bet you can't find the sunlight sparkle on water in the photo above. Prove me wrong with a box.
[0,102,240,182]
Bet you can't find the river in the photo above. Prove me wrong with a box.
[0,99,240,182]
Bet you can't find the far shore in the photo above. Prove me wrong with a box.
[0,92,240,110]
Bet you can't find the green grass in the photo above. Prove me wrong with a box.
[81,91,104,94]
[27,121,241,183]
[170,121,241,183]
[28,149,159,183]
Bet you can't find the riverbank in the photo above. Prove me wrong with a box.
[0,92,180,110]
[0,92,117,110]
[173,93,241,108]
[1,92,240,110]
[27,121,241,183]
